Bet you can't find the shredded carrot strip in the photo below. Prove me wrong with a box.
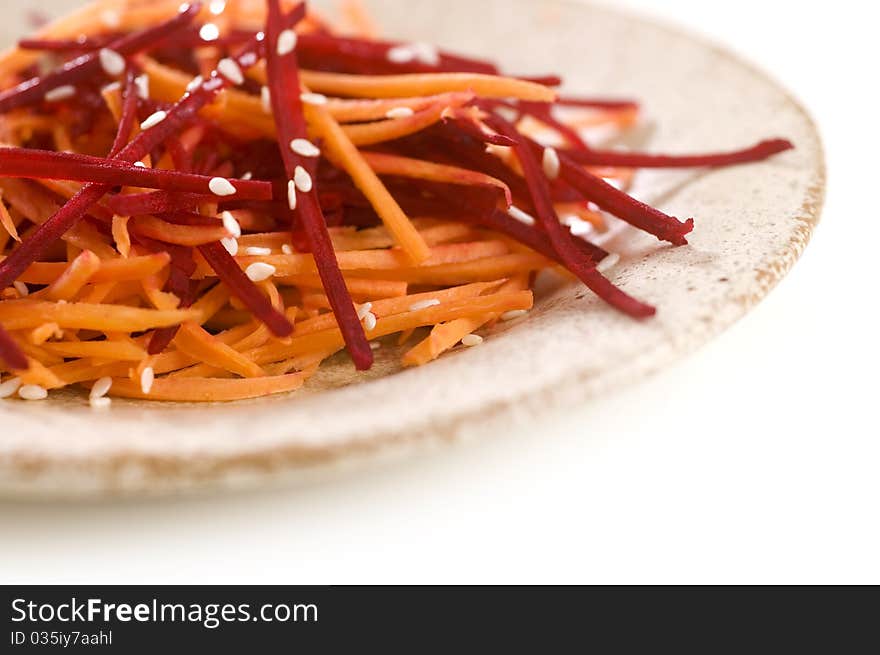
[0,191,20,243]
[108,371,311,402]
[172,321,266,379]
[43,249,101,301]
[0,301,199,331]
[290,70,557,102]
[304,100,430,263]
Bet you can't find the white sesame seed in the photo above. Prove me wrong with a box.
[217,57,243,85]
[100,9,121,28]
[44,85,76,103]
[508,205,535,225]
[202,76,224,92]
[596,252,620,273]
[133,161,147,168]
[245,262,276,282]
[220,211,241,238]
[276,29,297,56]
[209,0,226,15]
[13,281,28,297]
[362,311,377,331]
[290,138,320,157]
[293,166,313,192]
[356,302,373,320]
[134,74,149,99]
[18,385,48,401]
[501,309,529,321]
[209,177,237,197]
[410,42,440,66]
[140,110,167,130]
[186,75,204,92]
[239,51,257,68]
[370,341,381,350]
[286,180,297,210]
[140,367,154,395]
[240,171,253,180]
[300,92,327,106]
[99,48,126,77]
[542,146,560,180]
[90,396,112,409]
[501,309,528,321]
[409,298,440,312]
[0,377,22,399]
[261,86,272,112]
[199,22,220,41]
[281,244,293,255]
[385,107,415,119]
[244,246,272,256]
[386,45,416,64]
[563,214,594,236]
[494,106,519,123]
[90,377,113,400]
[411,42,440,66]
[461,334,483,347]
[220,236,238,256]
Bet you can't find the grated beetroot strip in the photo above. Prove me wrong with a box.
[0,325,28,370]
[0,3,201,113]
[106,191,206,216]
[198,241,292,338]
[476,208,609,266]
[555,96,640,110]
[18,36,116,52]
[484,114,656,319]
[0,148,274,200]
[513,101,592,153]
[265,0,372,370]
[441,115,517,147]
[295,33,498,75]
[560,138,795,168]
[553,145,694,246]
[147,245,198,355]
[109,68,141,157]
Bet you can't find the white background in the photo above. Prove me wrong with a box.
[1,1,877,584]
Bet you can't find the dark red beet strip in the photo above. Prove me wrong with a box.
[475,208,608,266]
[18,36,116,52]
[0,148,274,200]
[560,138,794,168]
[295,33,498,75]
[198,241,292,338]
[265,0,372,370]
[555,96,639,110]
[0,326,28,371]
[507,100,592,153]
[109,68,141,156]
[147,245,198,355]
[500,133,694,246]
[106,191,205,216]
[484,114,655,319]
[441,115,517,147]
[0,3,201,113]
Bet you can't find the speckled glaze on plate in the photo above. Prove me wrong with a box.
[0,0,824,498]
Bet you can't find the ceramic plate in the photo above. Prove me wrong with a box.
[0,0,824,497]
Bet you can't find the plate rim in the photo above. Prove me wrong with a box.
[0,0,826,498]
